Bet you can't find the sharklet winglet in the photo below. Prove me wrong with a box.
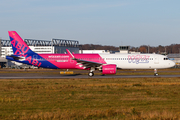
[66,49,75,58]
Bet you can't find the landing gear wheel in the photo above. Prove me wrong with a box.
[88,72,94,77]
[154,69,158,76]
[154,73,158,76]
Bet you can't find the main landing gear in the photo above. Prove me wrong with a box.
[88,67,95,77]
[154,69,158,76]
[88,72,94,77]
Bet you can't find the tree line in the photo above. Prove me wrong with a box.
[80,44,180,54]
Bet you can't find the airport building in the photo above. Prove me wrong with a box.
[0,38,79,68]
[79,50,111,54]
[167,54,180,67]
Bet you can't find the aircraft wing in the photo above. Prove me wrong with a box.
[72,58,103,68]
[66,49,103,68]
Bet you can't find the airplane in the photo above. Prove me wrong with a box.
[6,31,175,77]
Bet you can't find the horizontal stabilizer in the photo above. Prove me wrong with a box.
[6,55,25,61]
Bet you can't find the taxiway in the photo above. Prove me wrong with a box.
[0,69,180,79]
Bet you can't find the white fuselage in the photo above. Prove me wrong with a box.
[100,53,175,69]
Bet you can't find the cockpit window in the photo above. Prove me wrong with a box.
[164,58,169,60]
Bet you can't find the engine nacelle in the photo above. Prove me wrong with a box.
[102,64,116,74]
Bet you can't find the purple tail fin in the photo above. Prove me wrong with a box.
[8,31,35,55]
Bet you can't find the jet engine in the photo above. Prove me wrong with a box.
[102,64,116,74]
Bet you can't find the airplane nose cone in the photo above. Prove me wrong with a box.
[170,61,175,67]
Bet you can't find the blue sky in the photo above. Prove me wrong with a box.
[0,0,180,47]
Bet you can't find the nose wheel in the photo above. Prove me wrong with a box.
[154,69,158,76]
[88,72,94,77]
[154,73,158,76]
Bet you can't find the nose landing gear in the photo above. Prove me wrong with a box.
[154,69,158,76]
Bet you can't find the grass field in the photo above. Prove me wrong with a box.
[1,77,180,119]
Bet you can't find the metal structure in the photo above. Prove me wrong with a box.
[24,39,79,47]
[1,39,11,47]
[1,39,79,47]
[52,39,79,47]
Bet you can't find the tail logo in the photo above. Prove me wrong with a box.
[10,38,41,67]
[25,56,41,67]
[11,39,29,55]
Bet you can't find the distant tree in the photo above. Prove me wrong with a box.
[80,43,180,54]
[80,44,119,51]
[139,46,147,53]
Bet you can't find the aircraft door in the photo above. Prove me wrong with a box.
[154,55,159,64]
[70,58,74,64]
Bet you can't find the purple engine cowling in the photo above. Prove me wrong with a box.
[102,64,116,74]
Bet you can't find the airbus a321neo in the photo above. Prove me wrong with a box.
[6,31,175,76]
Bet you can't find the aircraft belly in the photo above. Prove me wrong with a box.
[57,62,76,69]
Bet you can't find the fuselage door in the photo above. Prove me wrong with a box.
[154,55,159,64]
[70,58,74,64]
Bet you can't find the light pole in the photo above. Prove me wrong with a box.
[165,47,166,55]
[148,45,149,53]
